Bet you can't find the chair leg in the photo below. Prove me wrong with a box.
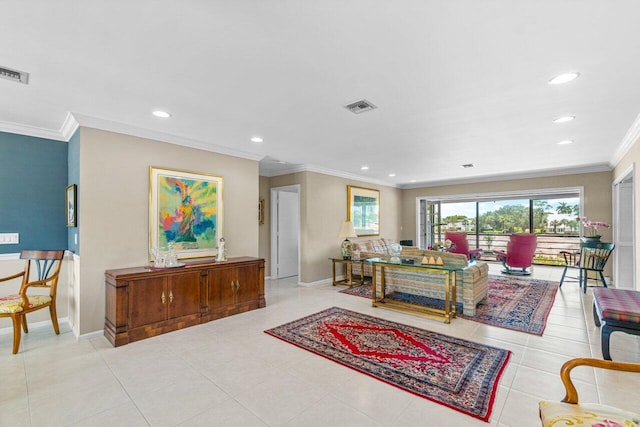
[593,303,601,327]
[559,266,569,287]
[599,272,608,288]
[11,315,22,354]
[601,325,613,360]
[49,303,60,335]
[21,315,29,333]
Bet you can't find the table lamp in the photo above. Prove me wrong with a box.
[338,221,357,259]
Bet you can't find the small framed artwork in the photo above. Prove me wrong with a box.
[65,184,77,227]
[149,166,223,259]
[347,185,380,236]
[258,198,265,225]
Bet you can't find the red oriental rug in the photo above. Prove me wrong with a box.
[265,307,510,422]
[339,274,558,335]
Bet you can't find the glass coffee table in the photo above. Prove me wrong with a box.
[366,257,462,323]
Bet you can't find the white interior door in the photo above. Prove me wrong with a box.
[613,170,635,289]
[271,186,299,279]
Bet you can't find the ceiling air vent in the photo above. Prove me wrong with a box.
[344,99,377,114]
[0,66,29,84]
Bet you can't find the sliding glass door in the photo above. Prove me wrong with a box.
[417,190,582,265]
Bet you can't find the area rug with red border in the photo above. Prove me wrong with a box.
[339,274,558,335]
[264,306,511,422]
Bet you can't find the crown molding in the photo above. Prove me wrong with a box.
[399,163,612,189]
[71,113,264,161]
[0,119,69,141]
[610,113,640,167]
[60,112,79,140]
[261,162,400,188]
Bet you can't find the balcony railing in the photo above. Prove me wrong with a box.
[460,233,581,266]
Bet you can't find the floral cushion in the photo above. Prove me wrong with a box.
[539,400,640,426]
[0,294,51,314]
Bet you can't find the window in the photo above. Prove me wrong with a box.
[417,189,582,265]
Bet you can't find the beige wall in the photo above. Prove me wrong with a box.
[613,135,639,290]
[76,127,259,334]
[263,171,402,283]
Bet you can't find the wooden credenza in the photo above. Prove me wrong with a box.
[104,256,265,346]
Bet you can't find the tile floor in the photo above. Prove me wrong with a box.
[1,263,639,426]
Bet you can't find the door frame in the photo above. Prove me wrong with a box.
[270,184,301,279]
[612,164,635,289]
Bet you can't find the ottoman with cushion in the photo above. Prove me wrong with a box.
[592,287,640,360]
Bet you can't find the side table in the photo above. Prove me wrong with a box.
[329,258,367,287]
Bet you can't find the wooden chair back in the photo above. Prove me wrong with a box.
[578,242,614,272]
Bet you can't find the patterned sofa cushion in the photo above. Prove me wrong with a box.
[353,238,393,256]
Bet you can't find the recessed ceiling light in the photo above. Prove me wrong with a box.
[548,72,580,85]
[250,137,263,143]
[152,110,171,118]
[361,166,369,170]
[557,140,574,145]
[410,179,417,183]
[388,173,396,177]
[553,115,576,123]
[277,160,287,164]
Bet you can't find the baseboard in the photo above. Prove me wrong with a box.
[298,277,334,287]
[0,317,70,336]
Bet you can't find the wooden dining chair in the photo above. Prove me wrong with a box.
[560,241,614,293]
[0,250,64,354]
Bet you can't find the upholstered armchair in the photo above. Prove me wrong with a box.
[444,231,483,261]
[494,233,537,275]
[539,357,640,426]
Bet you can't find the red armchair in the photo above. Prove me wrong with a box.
[444,231,483,261]
[495,233,537,275]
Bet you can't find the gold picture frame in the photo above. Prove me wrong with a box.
[65,184,77,227]
[149,166,223,259]
[347,185,380,236]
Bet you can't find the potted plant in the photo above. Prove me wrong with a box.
[578,217,609,242]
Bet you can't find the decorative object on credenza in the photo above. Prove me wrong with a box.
[65,184,77,227]
[258,198,265,225]
[216,237,227,262]
[149,166,223,260]
[347,185,380,236]
[338,221,357,260]
[150,242,183,268]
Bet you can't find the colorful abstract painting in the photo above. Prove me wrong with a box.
[150,167,223,259]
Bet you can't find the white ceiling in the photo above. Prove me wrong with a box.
[2,1,639,187]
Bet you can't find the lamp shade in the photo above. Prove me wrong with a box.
[338,221,357,238]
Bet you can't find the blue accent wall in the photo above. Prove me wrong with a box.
[0,131,68,253]
[67,130,80,254]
